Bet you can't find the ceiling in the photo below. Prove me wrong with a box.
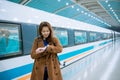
[8,0,120,32]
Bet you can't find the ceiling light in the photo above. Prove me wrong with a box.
[105,1,120,25]
[105,0,108,3]
[110,7,112,10]
[77,8,79,11]
[58,0,61,2]
[66,3,69,6]
[84,12,87,15]
[118,20,120,22]
[81,11,84,13]
[88,14,90,17]
[108,4,111,7]
[71,5,74,8]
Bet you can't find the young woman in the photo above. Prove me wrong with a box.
[30,21,63,80]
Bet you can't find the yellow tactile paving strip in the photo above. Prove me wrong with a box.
[17,74,31,80]
[64,50,92,63]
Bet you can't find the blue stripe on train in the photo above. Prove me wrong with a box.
[99,40,112,46]
[0,63,33,80]
[59,46,94,61]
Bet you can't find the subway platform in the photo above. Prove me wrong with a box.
[61,39,120,80]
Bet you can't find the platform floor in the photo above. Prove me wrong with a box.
[61,39,120,80]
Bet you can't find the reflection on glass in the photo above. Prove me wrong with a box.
[54,28,68,46]
[89,32,97,42]
[75,31,87,44]
[0,23,21,58]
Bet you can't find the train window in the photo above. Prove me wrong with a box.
[89,32,103,42]
[0,23,22,59]
[89,32,97,42]
[53,27,68,47]
[95,32,102,41]
[107,33,112,39]
[74,31,87,44]
[102,33,108,39]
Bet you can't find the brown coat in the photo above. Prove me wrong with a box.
[30,37,63,80]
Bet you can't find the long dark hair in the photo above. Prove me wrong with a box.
[38,21,54,42]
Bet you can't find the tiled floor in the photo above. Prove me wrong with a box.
[62,39,120,80]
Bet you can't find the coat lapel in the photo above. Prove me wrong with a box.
[38,38,44,47]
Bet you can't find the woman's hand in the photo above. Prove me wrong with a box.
[35,47,46,54]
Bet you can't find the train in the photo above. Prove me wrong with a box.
[0,1,120,80]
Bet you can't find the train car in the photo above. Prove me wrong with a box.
[0,1,118,80]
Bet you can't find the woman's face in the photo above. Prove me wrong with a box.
[41,26,50,39]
